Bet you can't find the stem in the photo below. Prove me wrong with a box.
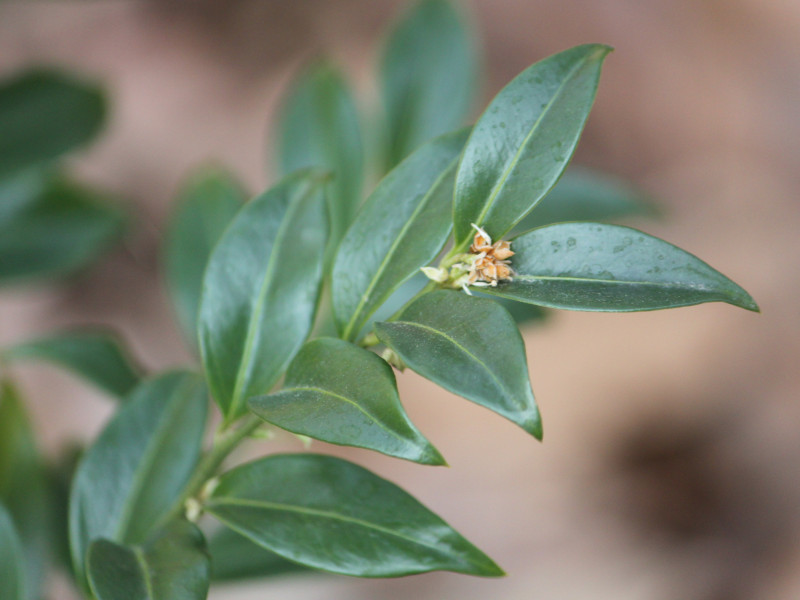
[161,413,262,524]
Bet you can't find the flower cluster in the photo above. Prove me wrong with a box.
[421,224,515,294]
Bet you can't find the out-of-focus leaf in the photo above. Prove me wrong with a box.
[87,521,210,600]
[0,176,126,284]
[69,372,208,587]
[0,380,49,600]
[0,503,27,600]
[0,68,106,178]
[512,166,655,232]
[453,44,611,246]
[0,168,48,222]
[206,454,504,577]
[4,331,141,399]
[277,62,363,253]
[332,129,468,341]
[375,290,542,438]
[478,223,759,312]
[208,527,310,582]
[379,0,477,169]
[249,338,444,465]
[165,167,246,348]
[198,170,329,422]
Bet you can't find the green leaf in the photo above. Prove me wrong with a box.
[475,293,548,327]
[208,527,310,582]
[380,0,477,169]
[69,372,208,587]
[0,380,50,600]
[0,68,106,178]
[0,168,49,222]
[478,223,759,312]
[0,175,126,284]
[453,44,612,246]
[249,338,444,465]
[4,331,141,399]
[512,166,655,233]
[277,62,363,252]
[164,167,246,348]
[206,454,503,577]
[333,129,468,341]
[0,503,27,600]
[87,521,210,600]
[375,290,542,438]
[198,170,329,421]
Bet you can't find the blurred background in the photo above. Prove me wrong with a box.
[1,1,798,599]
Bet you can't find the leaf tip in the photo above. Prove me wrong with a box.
[420,444,448,467]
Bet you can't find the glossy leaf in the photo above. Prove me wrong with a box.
[375,290,542,438]
[4,331,141,399]
[0,503,26,600]
[512,166,655,233]
[206,454,503,577]
[0,168,49,222]
[249,338,444,465]
[0,176,126,284]
[0,380,49,600]
[333,129,468,341]
[453,44,612,246]
[0,68,106,178]
[208,527,309,581]
[277,62,363,252]
[380,0,477,169]
[69,372,208,586]
[165,167,246,348]
[87,521,210,600]
[198,170,329,421]
[478,223,759,312]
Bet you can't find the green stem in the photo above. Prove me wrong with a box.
[161,414,262,524]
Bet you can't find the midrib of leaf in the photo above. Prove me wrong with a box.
[113,377,199,543]
[515,274,718,289]
[342,160,456,341]
[208,497,482,570]
[133,545,156,600]
[469,54,592,239]
[277,386,411,442]
[389,321,523,410]
[229,184,315,417]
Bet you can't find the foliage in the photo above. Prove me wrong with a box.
[0,0,758,598]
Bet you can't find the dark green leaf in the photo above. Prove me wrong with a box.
[208,527,310,582]
[375,290,541,438]
[0,503,26,600]
[0,176,126,284]
[0,68,106,178]
[249,338,444,465]
[512,166,656,233]
[475,293,548,327]
[479,223,759,312]
[0,168,49,222]
[165,167,246,348]
[0,380,50,600]
[333,129,468,341]
[4,331,141,399]
[69,372,208,587]
[380,0,477,169]
[198,170,329,421]
[206,454,503,577]
[277,62,363,252]
[453,44,612,246]
[87,521,210,600]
